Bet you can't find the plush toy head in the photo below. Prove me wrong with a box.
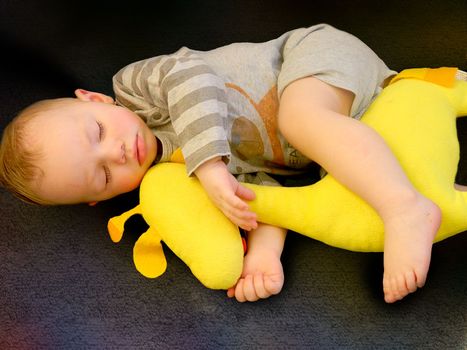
[108,68,467,290]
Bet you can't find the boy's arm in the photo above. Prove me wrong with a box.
[159,54,232,176]
[160,54,258,229]
[114,52,232,175]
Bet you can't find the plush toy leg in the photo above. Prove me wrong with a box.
[133,227,167,278]
[245,179,383,252]
[246,79,467,252]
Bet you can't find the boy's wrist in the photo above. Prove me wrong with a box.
[194,156,225,179]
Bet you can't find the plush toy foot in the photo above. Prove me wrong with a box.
[382,195,441,303]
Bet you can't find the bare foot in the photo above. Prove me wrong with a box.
[227,247,284,302]
[382,193,441,303]
[227,224,286,302]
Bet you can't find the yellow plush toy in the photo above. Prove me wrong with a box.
[108,68,467,290]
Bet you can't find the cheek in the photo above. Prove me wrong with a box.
[115,109,142,128]
[115,169,144,193]
[120,178,141,192]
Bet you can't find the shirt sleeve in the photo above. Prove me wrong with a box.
[113,50,231,176]
[159,52,231,175]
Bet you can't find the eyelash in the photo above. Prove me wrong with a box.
[104,166,111,184]
[96,121,110,184]
[97,121,105,140]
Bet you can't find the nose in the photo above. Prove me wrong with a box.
[101,141,126,165]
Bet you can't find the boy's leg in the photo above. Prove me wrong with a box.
[278,76,441,303]
[227,223,286,302]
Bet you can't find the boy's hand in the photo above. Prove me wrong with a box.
[194,157,258,231]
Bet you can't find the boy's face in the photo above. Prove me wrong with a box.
[30,92,157,204]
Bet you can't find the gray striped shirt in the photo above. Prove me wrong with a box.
[113,24,394,183]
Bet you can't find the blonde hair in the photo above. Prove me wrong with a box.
[0,99,70,205]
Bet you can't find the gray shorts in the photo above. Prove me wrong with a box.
[278,24,397,118]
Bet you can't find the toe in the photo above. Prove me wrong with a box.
[253,273,269,299]
[243,275,259,302]
[396,274,410,297]
[234,279,247,303]
[385,274,409,303]
[405,270,418,293]
[383,276,397,303]
[414,267,428,288]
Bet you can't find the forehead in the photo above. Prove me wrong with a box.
[27,101,82,133]
[27,105,84,152]
[30,105,95,203]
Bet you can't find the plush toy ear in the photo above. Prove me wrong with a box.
[133,227,167,278]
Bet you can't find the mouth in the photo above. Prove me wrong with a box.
[135,133,147,166]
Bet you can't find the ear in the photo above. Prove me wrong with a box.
[75,89,115,104]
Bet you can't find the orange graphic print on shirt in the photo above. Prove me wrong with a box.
[226,83,285,167]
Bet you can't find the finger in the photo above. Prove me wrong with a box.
[239,223,257,232]
[227,287,235,298]
[223,204,257,222]
[235,279,247,303]
[221,205,257,230]
[235,217,258,232]
[253,273,270,299]
[226,193,250,211]
[222,209,255,230]
[235,183,256,201]
[218,190,257,221]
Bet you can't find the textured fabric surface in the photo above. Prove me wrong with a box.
[1,1,466,348]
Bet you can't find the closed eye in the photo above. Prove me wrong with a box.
[103,165,111,184]
[97,121,105,141]
[97,121,111,184]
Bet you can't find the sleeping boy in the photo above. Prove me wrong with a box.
[0,24,446,303]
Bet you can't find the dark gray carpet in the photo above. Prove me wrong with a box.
[1,1,466,348]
